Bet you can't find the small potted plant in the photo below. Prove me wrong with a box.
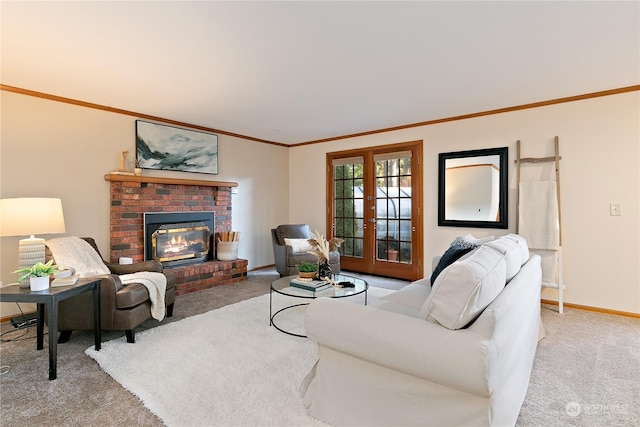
[296,261,319,279]
[133,158,143,176]
[386,236,399,261]
[14,260,60,291]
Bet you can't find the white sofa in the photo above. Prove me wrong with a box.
[300,234,542,427]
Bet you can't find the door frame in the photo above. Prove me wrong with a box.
[326,140,423,281]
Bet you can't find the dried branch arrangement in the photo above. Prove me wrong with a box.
[307,230,344,263]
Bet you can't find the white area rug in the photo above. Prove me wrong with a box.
[86,287,391,426]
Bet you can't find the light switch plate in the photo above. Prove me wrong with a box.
[610,203,622,216]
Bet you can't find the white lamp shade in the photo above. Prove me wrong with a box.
[0,198,66,237]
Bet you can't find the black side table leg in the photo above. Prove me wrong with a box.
[36,303,45,350]
[93,284,101,350]
[47,301,58,380]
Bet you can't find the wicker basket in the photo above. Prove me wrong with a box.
[297,270,317,279]
[217,239,239,261]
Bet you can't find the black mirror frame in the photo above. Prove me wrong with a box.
[438,147,509,229]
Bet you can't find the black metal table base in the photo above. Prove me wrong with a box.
[269,276,368,338]
[270,301,310,338]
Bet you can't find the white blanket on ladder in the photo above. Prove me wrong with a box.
[46,236,166,321]
[518,181,560,284]
[518,181,560,250]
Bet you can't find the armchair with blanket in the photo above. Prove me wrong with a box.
[45,236,176,343]
[271,224,340,277]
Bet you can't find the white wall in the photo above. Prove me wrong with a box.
[289,92,640,314]
[0,91,289,317]
[2,90,638,316]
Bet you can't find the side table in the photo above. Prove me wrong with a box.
[0,278,101,380]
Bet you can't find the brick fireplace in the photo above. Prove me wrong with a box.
[105,174,247,295]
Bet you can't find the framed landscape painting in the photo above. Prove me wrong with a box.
[136,120,218,175]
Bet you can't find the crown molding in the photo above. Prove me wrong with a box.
[292,85,640,146]
[0,84,287,147]
[3,83,638,148]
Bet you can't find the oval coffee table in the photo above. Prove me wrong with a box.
[270,274,368,337]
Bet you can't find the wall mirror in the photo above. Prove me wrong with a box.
[438,147,508,229]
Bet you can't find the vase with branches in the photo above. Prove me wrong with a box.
[307,230,343,279]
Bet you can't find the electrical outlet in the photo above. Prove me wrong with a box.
[610,203,622,216]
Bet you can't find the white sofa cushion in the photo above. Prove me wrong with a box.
[503,233,530,265]
[463,234,495,245]
[373,281,432,317]
[284,237,312,254]
[420,245,507,329]
[485,236,522,282]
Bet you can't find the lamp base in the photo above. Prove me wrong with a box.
[18,235,45,288]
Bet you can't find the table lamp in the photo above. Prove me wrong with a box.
[0,198,67,288]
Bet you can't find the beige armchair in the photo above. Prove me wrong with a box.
[46,237,176,343]
[271,224,340,277]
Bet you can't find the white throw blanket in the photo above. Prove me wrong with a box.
[46,236,166,321]
[120,272,166,321]
[518,181,560,250]
[46,236,111,277]
[532,249,560,284]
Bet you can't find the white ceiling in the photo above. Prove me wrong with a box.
[2,1,638,145]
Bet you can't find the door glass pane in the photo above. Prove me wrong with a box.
[334,179,344,198]
[335,217,345,237]
[400,241,412,263]
[345,164,354,178]
[342,237,355,256]
[375,154,412,263]
[354,199,363,220]
[354,218,364,238]
[354,238,363,257]
[333,161,364,258]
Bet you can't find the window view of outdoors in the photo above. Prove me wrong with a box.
[333,155,412,263]
[375,157,412,263]
[334,162,365,258]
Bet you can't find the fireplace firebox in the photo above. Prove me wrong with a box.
[144,212,214,267]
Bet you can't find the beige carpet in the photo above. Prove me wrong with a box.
[519,304,639,426]
[1,268,638,426]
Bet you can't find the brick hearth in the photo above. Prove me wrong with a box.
[105,174,247,295]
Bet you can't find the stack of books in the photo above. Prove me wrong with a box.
[51,274,79,287]
[290,278,332,292]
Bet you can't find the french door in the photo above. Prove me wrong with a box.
[327,141,423,281]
